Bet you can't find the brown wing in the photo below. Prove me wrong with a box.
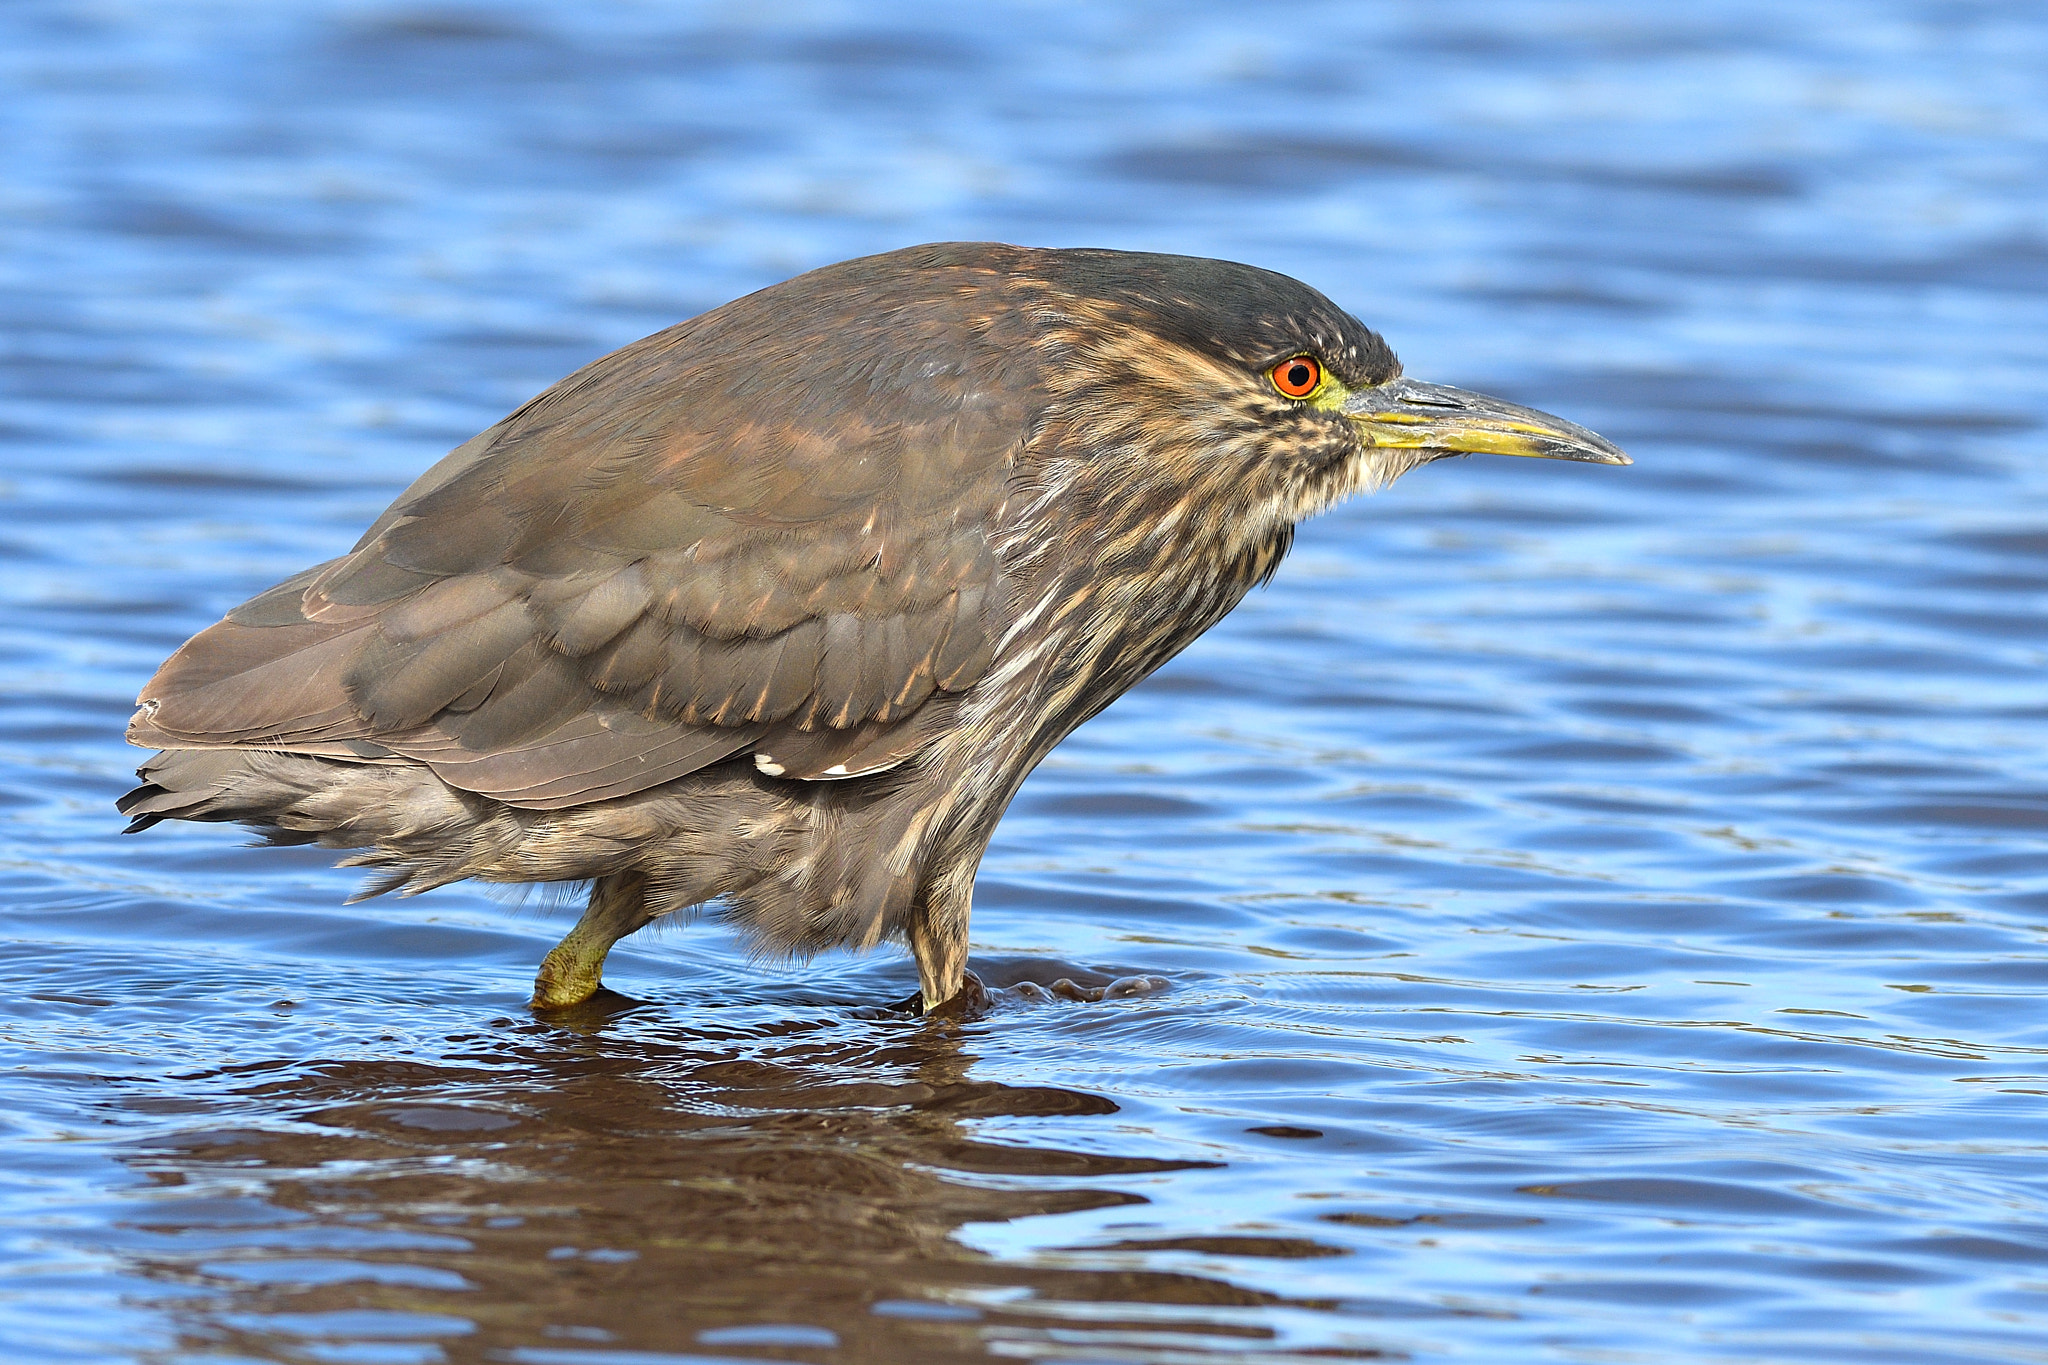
[129,244,1045,809]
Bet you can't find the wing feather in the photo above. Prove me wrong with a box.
[129,243,1045,808]
[346,598,532,731]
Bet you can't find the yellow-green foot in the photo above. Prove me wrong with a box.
[531,936,609,1010]
[529,871,653,1013]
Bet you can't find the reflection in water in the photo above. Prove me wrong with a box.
[116,1004,1374,1363]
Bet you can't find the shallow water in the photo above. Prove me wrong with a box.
[4,2,2047,1361]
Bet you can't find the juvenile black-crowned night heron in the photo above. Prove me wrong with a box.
[119,243,1628,1013]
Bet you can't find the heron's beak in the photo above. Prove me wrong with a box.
[1342,377,1630,465]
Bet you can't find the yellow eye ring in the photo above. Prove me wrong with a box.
[1269,355,1323,399]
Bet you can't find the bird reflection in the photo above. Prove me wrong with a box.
[111,1004,1355,1362]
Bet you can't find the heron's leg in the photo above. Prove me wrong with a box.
[532,871,655,1010]
[907,899,973,1014]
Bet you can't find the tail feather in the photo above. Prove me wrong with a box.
[118,750,251,831]
[117,748,503,897]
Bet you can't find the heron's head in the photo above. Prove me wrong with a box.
[1015,247,1628,561]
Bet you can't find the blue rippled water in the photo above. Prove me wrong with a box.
[3,3,2046,1362]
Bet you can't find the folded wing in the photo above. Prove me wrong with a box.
[129,245,1043,808]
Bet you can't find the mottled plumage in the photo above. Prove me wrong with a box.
[120,242,1626,1011]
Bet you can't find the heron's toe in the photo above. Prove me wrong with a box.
[920,968,993,1021]
[1013,974,1171,1006]
[531,947,608,1012]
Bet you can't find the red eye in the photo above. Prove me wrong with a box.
[1270,355,1322,399]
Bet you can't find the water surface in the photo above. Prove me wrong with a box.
[3,3,2047,1361]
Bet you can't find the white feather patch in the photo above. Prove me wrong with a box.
[804,755,911,782]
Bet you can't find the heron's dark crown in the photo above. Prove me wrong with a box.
[1025,246,1399,386]
[870,242,1398,389]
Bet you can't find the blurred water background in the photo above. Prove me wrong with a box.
[3,1,2047,1361]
